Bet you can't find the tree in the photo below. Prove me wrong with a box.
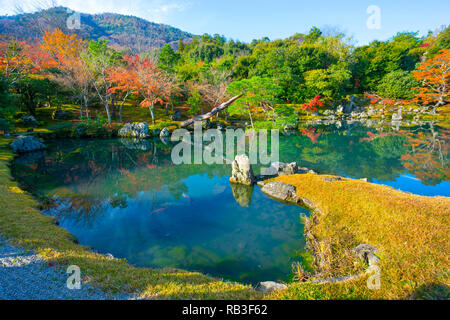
[227,76,282,128]
[41,29,91,119]
[0,39,35,124]
[107,60,135,123]
[158,44,179,70]
[0,39,34,86]
[412,49,449,113]
[302,95,323,116]
[109,55,170,124]
[82,40,121,123]
[198,64,233,106]
[187,89,202,115]
[303,63,352,100]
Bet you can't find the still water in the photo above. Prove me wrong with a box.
[11,121,449,283]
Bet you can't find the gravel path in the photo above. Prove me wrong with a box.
[0,236,130,300]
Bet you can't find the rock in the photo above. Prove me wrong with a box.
[120,138,151,151]
[11,135,46,153]
[298,167,316,174]
[265,162,299,177]
[336,105,344,113]
[259,281,287,293]
[230,183,254,207]
[359,111,368,119]
[354,244,380,266]
[230,154,256,186]
[261,181,298,203]
[22,115,37,127]
[367,107,376,117]
[256,180,267,187]
[283,124,297,131]
[324,176,342,182]
[119,122,150,139]
[392,108,403,121]
[160,128,170,138]
[169,110,181,121]
[52,109,72,120]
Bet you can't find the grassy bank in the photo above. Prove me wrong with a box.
[269,174,450,300]
[0,137,257,300]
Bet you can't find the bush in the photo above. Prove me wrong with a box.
[48,121,119,139]
[377,70,419,100]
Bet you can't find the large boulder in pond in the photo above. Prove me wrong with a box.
[230,154,256,186]
[261,181,298,203]
[11,135,46,153]
[119,122,150,139]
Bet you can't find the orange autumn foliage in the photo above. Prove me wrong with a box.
[108,55,170,122]
[412,49,449,109]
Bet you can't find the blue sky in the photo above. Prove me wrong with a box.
[0,0,449,45]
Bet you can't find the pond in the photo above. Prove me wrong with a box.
[11,121,449,284]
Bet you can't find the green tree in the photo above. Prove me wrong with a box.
[227,76,282,128]
[187,89,202,115]
[159,44,179,70]
[82,40,121,124]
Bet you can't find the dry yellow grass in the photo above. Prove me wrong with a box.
[271,174,450,299]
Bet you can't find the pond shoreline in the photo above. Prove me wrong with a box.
[2,135,449,300]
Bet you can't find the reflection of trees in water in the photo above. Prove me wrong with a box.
[400,124,449,185]
[12,123,450,203]
[47,196,107,228]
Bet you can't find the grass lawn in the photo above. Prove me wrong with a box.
[270,174,450,300]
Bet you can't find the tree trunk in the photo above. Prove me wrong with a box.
[111,95,117,120]
[104,100,111,124]
[149,102,155,124]
[119,103,124,123]
[180,95,242,128]
[247,104,254,129]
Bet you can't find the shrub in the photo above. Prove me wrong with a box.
[377,70,419,100]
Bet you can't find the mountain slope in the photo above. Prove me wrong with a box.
[0,6,194,53]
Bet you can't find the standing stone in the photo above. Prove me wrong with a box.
[230,154,256,186]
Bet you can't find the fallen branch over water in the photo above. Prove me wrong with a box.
[180,94,243,128]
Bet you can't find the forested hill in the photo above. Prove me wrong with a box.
[0,6,194,53]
